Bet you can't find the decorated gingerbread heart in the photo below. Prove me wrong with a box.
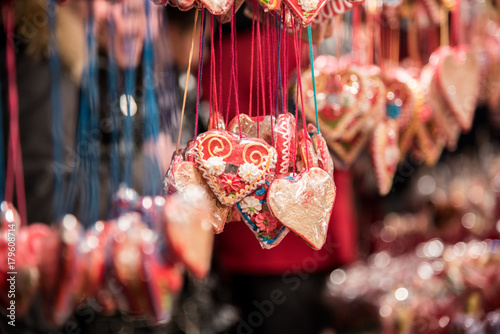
[303,66,368,141]
[308,124,334,175]
[296,128,319,173]
[267,167,336,250]
[164,185,214,279]
[371,118,400,195]
[435,46,480,131]
[236,181,289,249]
[283,0,329,25]
[228,114,276,145]
[201,0,233,15]
[421,61,462,150]
[194,130,277,205]
[166,153,229,233]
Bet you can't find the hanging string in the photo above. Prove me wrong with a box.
[256,9,262,137]
[106,12,120,197]
[209,14,214,121]
[230,4,242,137]
[275,16,283,115]
[266,14,273,120]
[142,0,162,196]
[2,2,27,225]
[282,11,289,113]
[0,59,4,204]
[219,21,223,125]
[292,23,311,171]
[248,4,256,117]
[194,9,207,138]
[307,25,320,134]
[176,10,199,152]
[47,0,65,220]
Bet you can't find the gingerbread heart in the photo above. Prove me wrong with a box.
[38,215,84,326]
[342,67,386,141]
[164,185,214,279]
[303,66,368,141]
[274,113,296,176]
[308,124,334,175]
[258,0,281,11]
[296,128,319,173]
[371,119,400,195]
[109,214,152,315]
[421,62,462,150]
[201,0,233,15]
[194,130,277,205]
[381,68,418,131]
[267,167,336,250]
[436,46,480,131]
[236,181,289,249]
[283,0,329,25]
[228,114,276,145]
[166,154,229,233]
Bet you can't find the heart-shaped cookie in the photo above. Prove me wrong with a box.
[236,181,289,249]
[228,114,276,145]
[267,167,336,250]
[283,0,329,25]
[303,66,368,141]
[421,61,462,150]
[436,46,480,131]
[381,68,418,131]
[274,113,296,176]
[371,119,400,195]
[308,124,334,175]
[166,154,229,233]
[194,130,277,205]
[201,0,233,15]
[296,128,319,173]
[164,185,214,279]
[342,67,386,141]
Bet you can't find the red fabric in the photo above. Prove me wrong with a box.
[202,30,358,275]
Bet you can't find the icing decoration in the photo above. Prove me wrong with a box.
[236,182,289,249]
[267,167,336,250]
[194,130,277,205]
[371,119,400,195]
[259,0,282,11]
[435,46,480,132]
[274,113,296,176]
[308,124,335,175]
[164,185,214,279]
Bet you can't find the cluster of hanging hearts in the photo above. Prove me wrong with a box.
[300,34,500,195]
[166,110,336,250]
[152,0,362,26]
[0,186,215,326]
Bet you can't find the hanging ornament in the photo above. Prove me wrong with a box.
[371,118,400,195]
[434,46,480,132]
[228,114,277,145]
[236,181,290,249]
[164,185,214,279]
[274,113,297,176]
[267,167,336,249]
[166,153,229,234]
[193,130,278,205]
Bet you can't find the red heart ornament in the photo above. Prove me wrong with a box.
[371,119,400,196]
[283,0,329,25]
[194,130,277,205]
[436,46,480,131]
[308,124,334,175]
[166,155,229,234]
[267,167,336,250]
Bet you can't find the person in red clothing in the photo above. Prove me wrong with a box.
[201,10,358,334]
